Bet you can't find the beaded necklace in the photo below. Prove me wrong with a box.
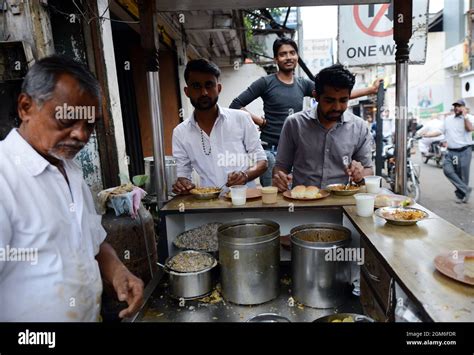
[200,129,211,155]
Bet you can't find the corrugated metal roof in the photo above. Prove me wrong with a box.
[156,0,390,12]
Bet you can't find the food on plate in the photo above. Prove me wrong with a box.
[328,184,359,191]
[400,199,411,207]
[291,185,306,198]
[375,194,413,208]
[291,185,321,199]
[464,255,474,278]
[383,209,425,221]
[167,252,215,273]
[190,187,221,194]
[304,186,320,198]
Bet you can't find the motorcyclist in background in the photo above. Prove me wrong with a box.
[418,114,446,157]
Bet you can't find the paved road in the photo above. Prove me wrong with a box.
[413,149,474,236]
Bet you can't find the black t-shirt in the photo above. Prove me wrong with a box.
[230,74,314,147]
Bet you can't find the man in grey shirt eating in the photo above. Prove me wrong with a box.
[272,64,373,190]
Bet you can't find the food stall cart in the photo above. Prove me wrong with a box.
[127,0,473,323]
[126,193,474,323]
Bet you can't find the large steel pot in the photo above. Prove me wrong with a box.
[158,250,217,300]
[291,224,351,308]
[218,219,280,305]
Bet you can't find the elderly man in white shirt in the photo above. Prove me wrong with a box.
[0,55,143,321]
[172,59,267,194]
[423,99,474,203]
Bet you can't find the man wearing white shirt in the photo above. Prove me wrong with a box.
[423,99,474,203]
[172,59,267,193]
[0,56,143,321]
[418,114,445,156]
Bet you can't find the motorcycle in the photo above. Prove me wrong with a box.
[423,140,447,168]
[381,136,421,202]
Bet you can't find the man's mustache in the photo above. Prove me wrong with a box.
[56,141,86,150]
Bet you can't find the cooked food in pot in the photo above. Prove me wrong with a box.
[294,229,348,243]
[167,252,215,273]
[173,222,221,252]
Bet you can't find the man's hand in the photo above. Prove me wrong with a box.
[172,177,195,194]
[370,79,384,95]
[112,266,144,319]
[346,160,365,183]
[227,171,247,186]
[272,170,292,192]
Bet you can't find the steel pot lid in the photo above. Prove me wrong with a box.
[218,218,280,246]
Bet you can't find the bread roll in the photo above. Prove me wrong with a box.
[304,186,319,198]
[304,186,320,198]
[291,185,306,198]
[465,255,474,278]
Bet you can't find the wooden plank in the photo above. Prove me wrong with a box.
[216,31,230,57]
[156,0,389,11]
[344,205,474,322]
[189,32,211,58]
[210,33,221,57]
[87,1,121,188]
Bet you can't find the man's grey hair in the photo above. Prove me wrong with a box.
[21,55,102,112]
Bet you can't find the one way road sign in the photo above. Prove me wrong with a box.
[338,1,428,66]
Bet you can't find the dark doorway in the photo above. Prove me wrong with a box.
[111,18,144,178]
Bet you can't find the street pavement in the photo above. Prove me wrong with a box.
[414,149,474,236]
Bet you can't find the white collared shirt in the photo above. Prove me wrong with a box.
[172,105,267,187]
[0,129,106,321]
[441,114,474,149]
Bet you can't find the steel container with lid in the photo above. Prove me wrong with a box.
[144,156,177,197]
[291,223,351,308]
[218,219,280,305]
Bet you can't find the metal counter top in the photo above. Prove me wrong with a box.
[130,262,362,322]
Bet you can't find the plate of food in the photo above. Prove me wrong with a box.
[225,187,262,199]
[326,183,361,196]
[375,194,414,208]
[375,207,428,226]
[282,185,329,200]
[189,187,222,200]
[434,250,474,286]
